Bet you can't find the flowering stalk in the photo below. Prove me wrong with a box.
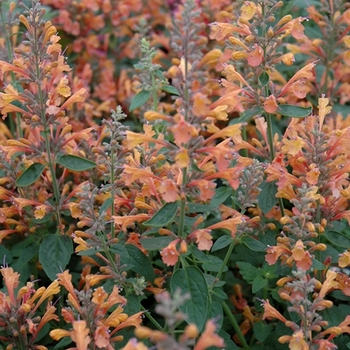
[0,0,22,137]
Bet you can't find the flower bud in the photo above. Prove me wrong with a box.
[184,324,199,339]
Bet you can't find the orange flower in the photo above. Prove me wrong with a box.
[262,299,288,323]
[189,180,216,202]
[207,216,243,237]
[209,22,251,41]
[339,251,350,268]
[189,229,213,251]
[318,270,338,299]
[94,325,110,348]
[160,239,180,266]
[159,179,179,203]
[57,270,81,312]
[70,320,91,350]
[175,147,190,168]
[113,214,150,233]
[240,1,257,21]
[263,95,278,113]
[169,114,198,146]
[279,62,315,97]
[279,330,308,350]
[291,240,312,270]
[318,95,332,130]
[247,44,264,67]
[194,320,225,350]
[281,137,305,156]
[265,244,291,265]
[1,267,20,305]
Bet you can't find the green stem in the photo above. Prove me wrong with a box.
[177,167,188,239]
[151,71,158,111]
[222,301,249,350]
[212,238,236,289]
[33,21,61,229]
[110,152,116,239]
[265,102,285,217]
[140,305,164,331]
[240,125,248,158]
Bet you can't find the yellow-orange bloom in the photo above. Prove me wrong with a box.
[160,239,180,266]
[194,320,225,350]
[71,320,91,350]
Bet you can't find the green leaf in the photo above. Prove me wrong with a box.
[0,245,12,264]
[212,288,228,300]
[211,235,232,252]
[129,90,151,111]
[230,107,263,125]
[99,197,113,215]
[140,236,173,250]
[252,275,267,293]
[325,231,350,247]
[253,322,273,343]
[16,163,45,187]
[125,244,155,282]
[57,155,96,171]
[312,258,325,270]
[161,84,180,96]
[143,201,179,227]
[187,186,232,213]
[39,234,73,281]
[208,301,224,328]
[242,236,266,252]
[216,330,240,350]
[277,105,312,118]
[110,244,130,265]
[170,266,209,331]
[202,256,228,272]
[258,72,270,86]
[258,181,277,214]
[54,337,72,349]
[237,261,259,284]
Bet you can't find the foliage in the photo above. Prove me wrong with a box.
[1,0,350,349]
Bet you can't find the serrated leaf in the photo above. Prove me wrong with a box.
[211,235,232,252]
[16,163,45,187]
[325,231,350,247]
[242,236,266,252]
[125,244,154,282]
[252,275,267,293]
[258,72,269,86]
[170,266,209,331]
[129,90,151,111]
[39,234,73,281]
[258,181,277,214]
[143,201,179,227]
[161,84,180,96]
[237,261,259,284]
[277,104,312,118]
[57,155,96,171]
[140,236,173,250]
[230,107,263,125]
